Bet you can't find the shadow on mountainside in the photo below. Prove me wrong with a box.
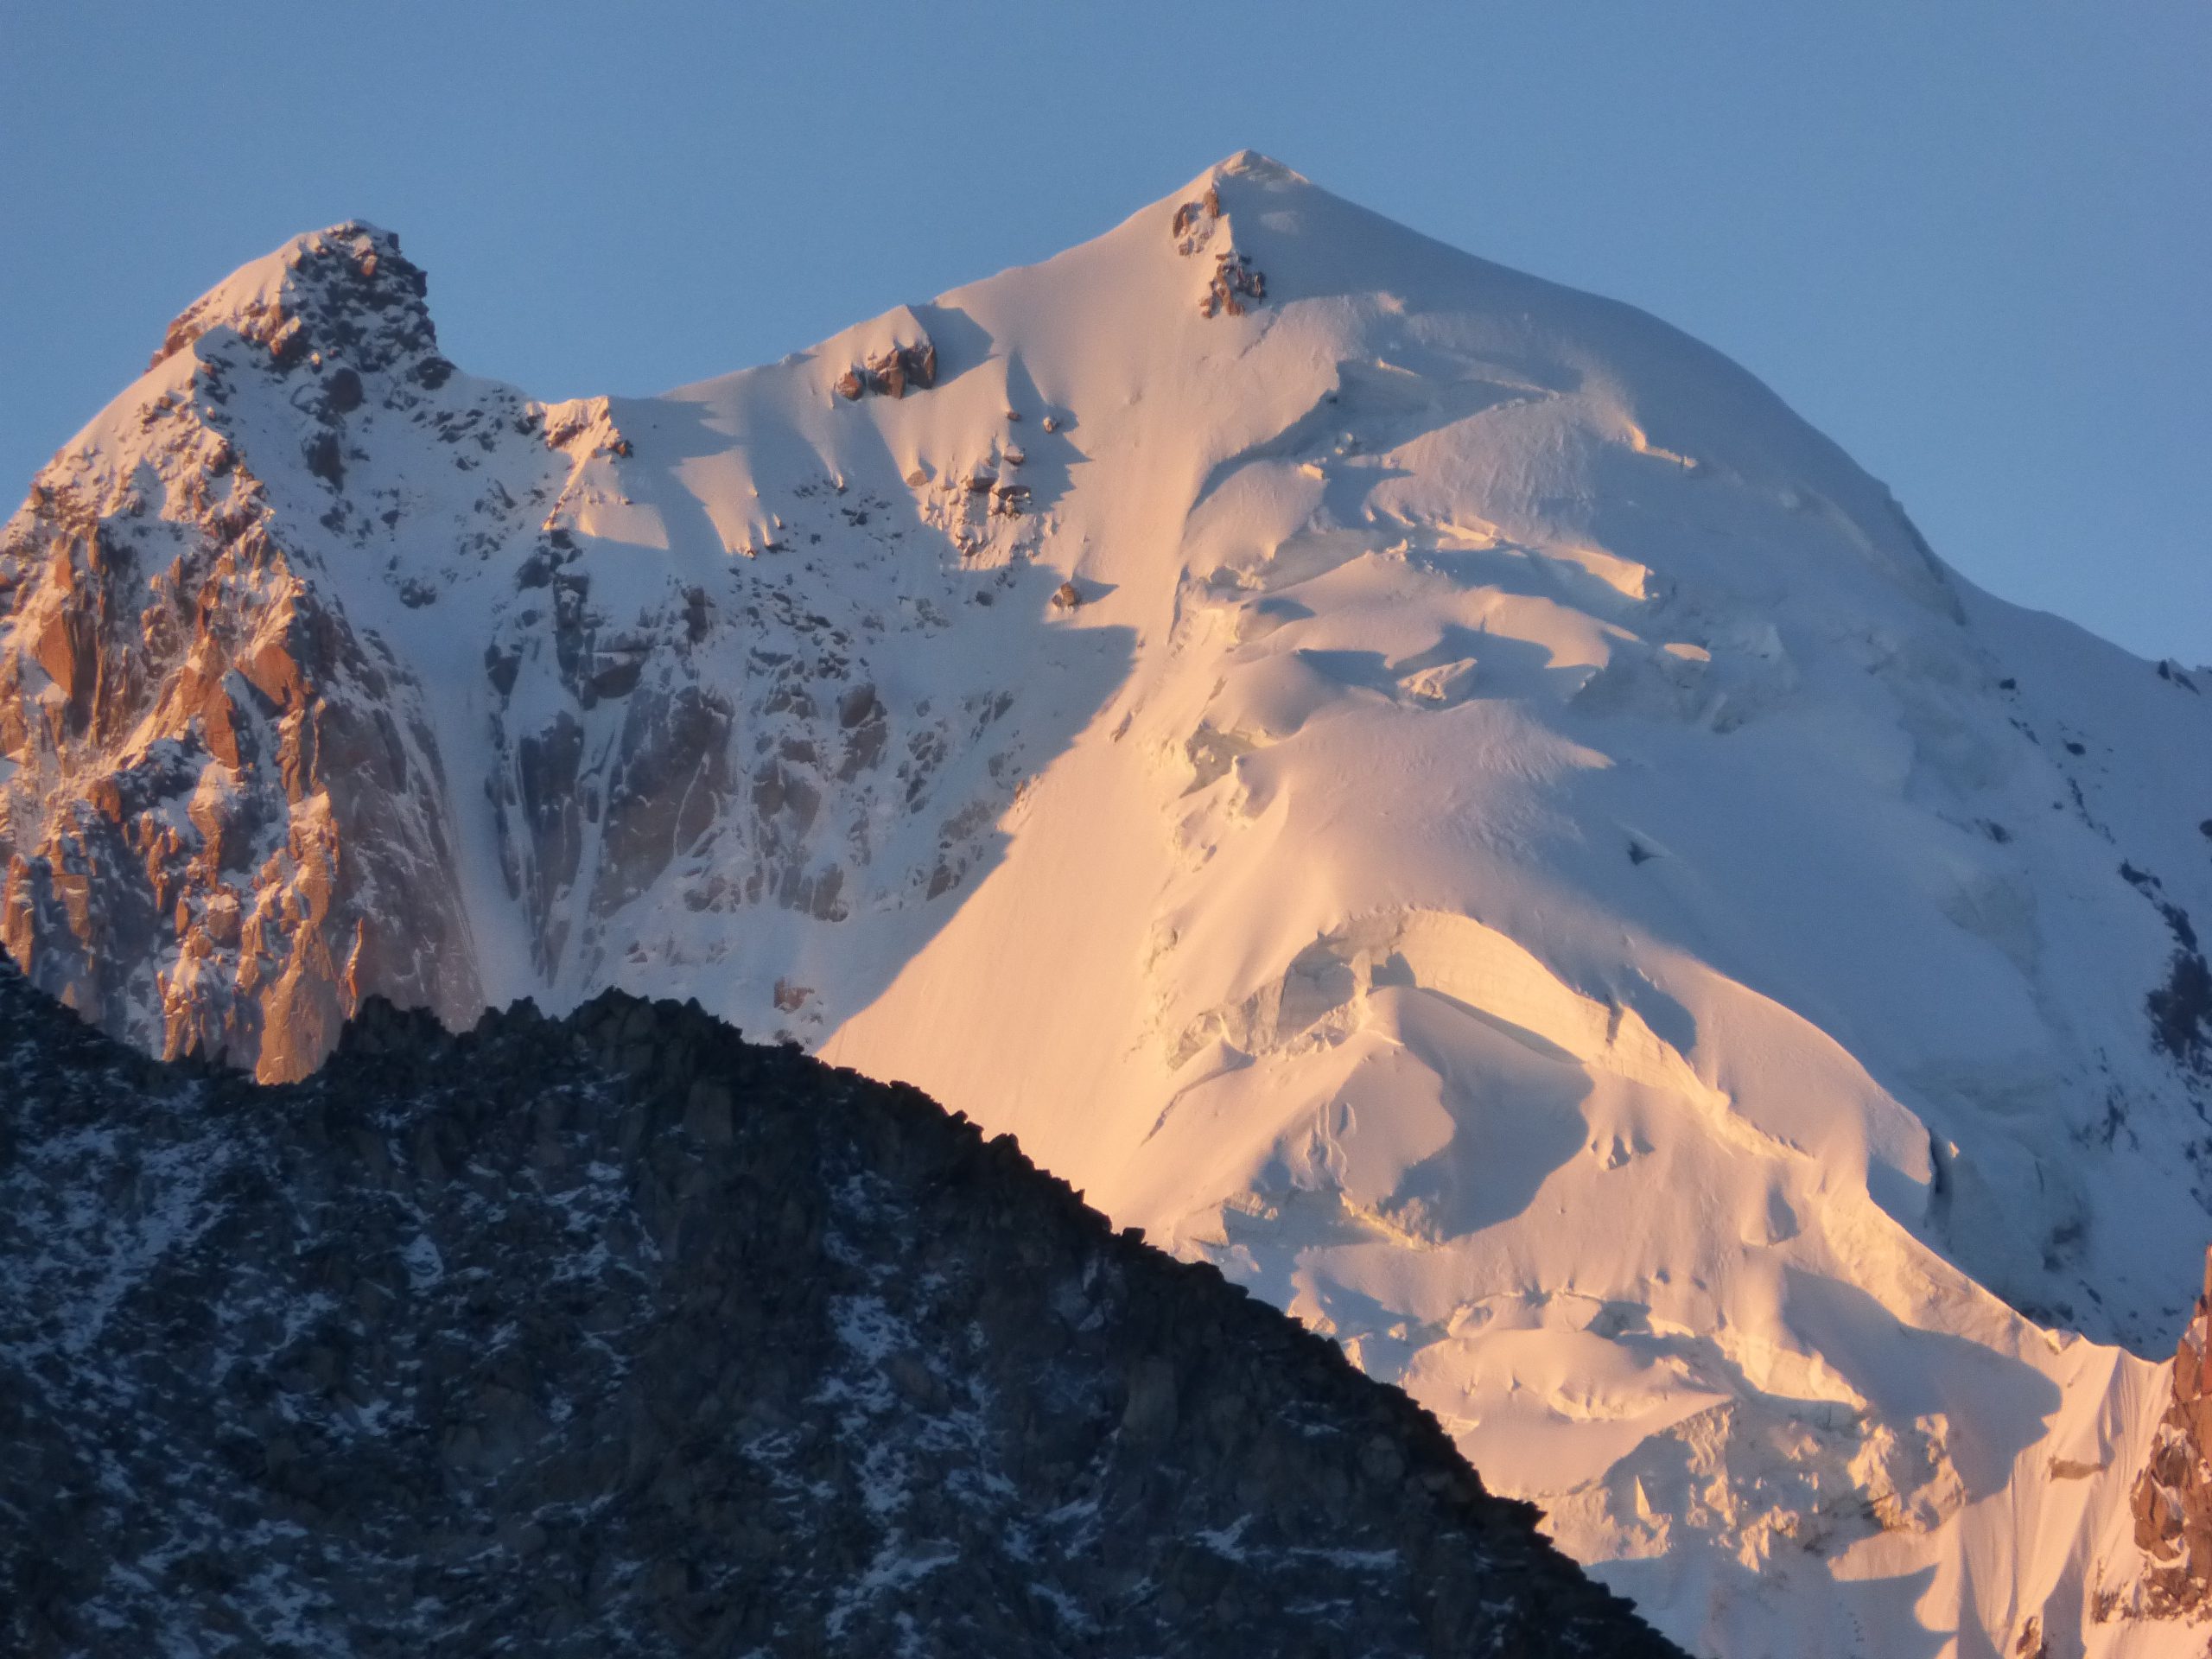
[530,339,1136,1045]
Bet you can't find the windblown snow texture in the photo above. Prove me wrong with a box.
[0,951,1681,1658]
[6,152,2212,1656]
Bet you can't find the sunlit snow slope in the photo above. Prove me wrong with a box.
[6,154,2212,1656]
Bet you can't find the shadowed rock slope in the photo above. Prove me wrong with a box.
[0,949,1684,1658]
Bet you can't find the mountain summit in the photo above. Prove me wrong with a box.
[5,155,2211,1655]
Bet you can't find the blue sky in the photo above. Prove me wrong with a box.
[3,2,2204,660]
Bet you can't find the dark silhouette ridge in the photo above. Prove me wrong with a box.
[0,946,1687,1656]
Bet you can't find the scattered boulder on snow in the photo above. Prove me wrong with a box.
[1169,182,1224,252]
[1201,248,1268,319]
[302,428,344,487]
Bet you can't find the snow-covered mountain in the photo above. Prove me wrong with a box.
[5,152,2211,1656]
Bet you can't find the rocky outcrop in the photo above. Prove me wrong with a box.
[1171,178,1267,317]
[1200,248,1268,319]
[0,947,1684,1658]
[2121,862,2212,1071]
[1170,182,1224,252]
[834,335,938,401]
[2132,1248,2212,1615]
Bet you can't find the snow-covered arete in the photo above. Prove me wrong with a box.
[4,153,2209,1656]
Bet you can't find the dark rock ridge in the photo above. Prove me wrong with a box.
[0,947,1685,1657]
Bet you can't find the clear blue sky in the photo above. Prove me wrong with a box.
[3,3,2205,662]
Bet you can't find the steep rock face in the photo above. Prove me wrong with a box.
[2131,1250,2212,1618]
[0,224,482,1077]
[0,949,1683,1658]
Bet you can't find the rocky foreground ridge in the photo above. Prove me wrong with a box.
[0,945,1685,1657]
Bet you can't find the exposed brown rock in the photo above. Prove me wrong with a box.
[321,365,364,415]
[2,238,481,1078]
[1168,183,1268,318]
[1201,249,1268,320]
[2130,1247,2212,1615]
[302,429,343,486]
[836,335,938,403]
[906,337,938,390]
[868,345,910,399]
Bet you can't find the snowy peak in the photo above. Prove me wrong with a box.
[7,161,2212,1658]
[967,149,1962,635]
[1215,148,1308,181]
[149,220,444,385]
